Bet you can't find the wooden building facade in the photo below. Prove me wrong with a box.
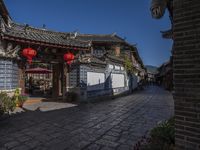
[66,34,146,100]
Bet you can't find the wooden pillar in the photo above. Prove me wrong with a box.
[52,64,60,98]
[18,61,25,94]
[62,63,67,100]
[58,63,62,96]
[66,65,70,92]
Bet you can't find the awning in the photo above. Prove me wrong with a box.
[25,67,52,74]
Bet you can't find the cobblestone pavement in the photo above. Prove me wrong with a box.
[0,86,174,150]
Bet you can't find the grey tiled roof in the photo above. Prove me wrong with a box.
[106,54,124,63]
[79,54,106,65]
[76,33,125,43]
[2,22,90,48]
[91,57,106,65]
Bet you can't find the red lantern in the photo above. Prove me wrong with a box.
[63,52,75,65]
[22,48,37,64]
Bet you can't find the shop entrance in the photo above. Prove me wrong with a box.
[25,63,52,98]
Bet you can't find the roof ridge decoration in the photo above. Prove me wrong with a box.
[111,32,117,37]
[77,33,123,38]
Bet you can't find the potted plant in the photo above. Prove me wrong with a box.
[13,88,28,107]
[17,94,28,107]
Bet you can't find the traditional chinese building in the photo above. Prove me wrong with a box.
[0,0,90,99]
[145,65,158,85]
[0,0,146,101]
[67,33,146,100]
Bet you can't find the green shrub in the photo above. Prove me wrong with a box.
[124,56,134,74]
[142,117,175,150]
[0,101,4,116]
[0,92,16,115]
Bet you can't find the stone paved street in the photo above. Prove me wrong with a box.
[0,86,174,150]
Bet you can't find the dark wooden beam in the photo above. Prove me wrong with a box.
[2,35,90,51]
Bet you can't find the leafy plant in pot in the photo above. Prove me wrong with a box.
[13,88,28,107]
[15,95,28,107]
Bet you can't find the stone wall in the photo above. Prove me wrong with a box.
[173,0,200,149]
[0,59,18,90]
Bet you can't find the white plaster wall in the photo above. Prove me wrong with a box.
[111,73,125,88]
[87,72,105,91]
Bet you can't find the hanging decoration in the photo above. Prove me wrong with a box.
[22,48,37,64]
[63,52,75,65]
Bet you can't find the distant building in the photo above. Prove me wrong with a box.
[156,59,173,91]
[147,72,156,83]
[146,65,158,84]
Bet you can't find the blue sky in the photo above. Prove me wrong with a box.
[5,0,172,67]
